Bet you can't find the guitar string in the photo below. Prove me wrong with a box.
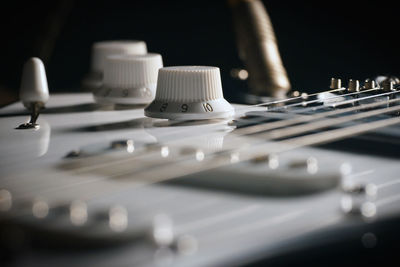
[244,102,400,141]
[1,87,398,238]
[1,89,397,192]
[68,115,399,206]
[81,104,400,181]
[0,83,397,222]
[30,115,400,206]
[0,87,395,179]
[238,87,346,108]
[4,98,400,203]
[265,88,380,111]
[2,93,400,225]
[233,90,399,136]
[161,86,383,131]
[235,87,380,112]
[3,115,400,229]
[2,91,398,185]
[58,92,400,175]
[163,87,381,129]
[151,89,398,150]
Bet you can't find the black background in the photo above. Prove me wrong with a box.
[0,0,399,104]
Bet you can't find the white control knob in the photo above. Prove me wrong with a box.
[82,40,147,90]
[19,57,49,107]
[145,66,234,120]
[93,53,163,104]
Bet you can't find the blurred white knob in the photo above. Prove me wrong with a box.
[145,66,234,120]
[93,53,163,104]
[82,40,147,90]
[19,57,49,107]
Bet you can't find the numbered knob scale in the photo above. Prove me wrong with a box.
[93,53,163,105]
[145,66,235,120]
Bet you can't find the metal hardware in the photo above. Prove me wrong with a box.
[16,102,43,130]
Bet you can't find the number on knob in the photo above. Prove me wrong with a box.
[160,103,168,112]
[181,104,188,113]
[203,103,213,112]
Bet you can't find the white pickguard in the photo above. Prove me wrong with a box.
[1,93,400,267]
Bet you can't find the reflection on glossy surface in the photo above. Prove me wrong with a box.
[145,119,234,151]
[32,198,49,219]
[35,119,51,157]
[109,205,128,232]
[160,146,170,158]
[0,118,51,167]
[68,117,150,132]
[62,139,158,160]
[70,200,88,226]
[0,189,12,211]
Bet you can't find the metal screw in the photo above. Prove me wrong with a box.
[348,79,360,92]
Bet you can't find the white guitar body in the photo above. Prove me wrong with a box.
[1,92,400,266]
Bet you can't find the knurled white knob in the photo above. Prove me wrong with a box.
[82,40,147,90]
[145,66,234,120]
[93,53,163,104]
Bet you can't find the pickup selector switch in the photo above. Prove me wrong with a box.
[17,57,49,129]
[145,66,234,120]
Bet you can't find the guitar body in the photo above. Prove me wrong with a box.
[0,92,399,266]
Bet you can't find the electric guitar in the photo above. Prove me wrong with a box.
[1,74,400,266]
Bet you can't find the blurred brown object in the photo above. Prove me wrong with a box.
[229,0,291,98]
[0,86,18,108]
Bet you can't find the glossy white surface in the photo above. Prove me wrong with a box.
[0,93,399,267]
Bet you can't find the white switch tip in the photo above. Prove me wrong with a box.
[19,57,49,106]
